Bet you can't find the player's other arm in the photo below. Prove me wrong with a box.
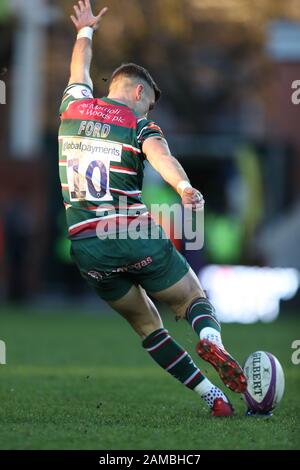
[68,0,108,88]
[142,137,204,210]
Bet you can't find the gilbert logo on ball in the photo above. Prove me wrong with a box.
[243,351,285,413]
[0,340,6,364]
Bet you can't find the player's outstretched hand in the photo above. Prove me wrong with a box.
[181,187,205,211]
[71,0,108,31]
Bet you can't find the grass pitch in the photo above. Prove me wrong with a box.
[0,306,299,450]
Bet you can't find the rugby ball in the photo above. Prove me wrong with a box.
[243,351,285,413]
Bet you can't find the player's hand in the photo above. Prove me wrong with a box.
[181,187,205,211]
[71,0,108,31]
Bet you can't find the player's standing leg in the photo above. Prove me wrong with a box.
[108,284,233,417]
[149,268,247,394]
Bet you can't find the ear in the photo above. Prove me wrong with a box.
[135,84,144,101]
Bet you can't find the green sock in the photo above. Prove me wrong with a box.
[186,297,223,346]
[142,328,205,390]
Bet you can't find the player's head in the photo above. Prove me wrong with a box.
[108,63,161,117]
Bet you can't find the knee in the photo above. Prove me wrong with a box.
[173,291,206,321]
[134,319,163,340]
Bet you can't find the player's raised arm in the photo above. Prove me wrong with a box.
[68,0,108,88]
[142,136,205,210]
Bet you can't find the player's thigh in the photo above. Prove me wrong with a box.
[108,284,163,339]
[149,267,205,319]
[70,237,134,301]
[138,230,191,298]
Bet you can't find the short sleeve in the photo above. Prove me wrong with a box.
[136,118,165,148]
[59,83,94,114]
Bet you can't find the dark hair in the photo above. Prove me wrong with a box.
[109,63,161,102]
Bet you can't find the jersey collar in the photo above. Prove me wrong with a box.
[101,97,141,118]
[101,96,129,108]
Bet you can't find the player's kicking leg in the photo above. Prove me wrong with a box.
[149,267,247,395]
[108,284,233,417]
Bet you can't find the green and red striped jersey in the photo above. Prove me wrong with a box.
[58,83,164,239]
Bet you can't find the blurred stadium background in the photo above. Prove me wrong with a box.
[0,0,300,450]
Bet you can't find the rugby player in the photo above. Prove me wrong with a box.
[59,0,247,417]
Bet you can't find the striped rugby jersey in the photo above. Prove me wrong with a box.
[59,83,164,239]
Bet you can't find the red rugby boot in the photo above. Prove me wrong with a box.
[196,339,247,393]
[211,397,234,417]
